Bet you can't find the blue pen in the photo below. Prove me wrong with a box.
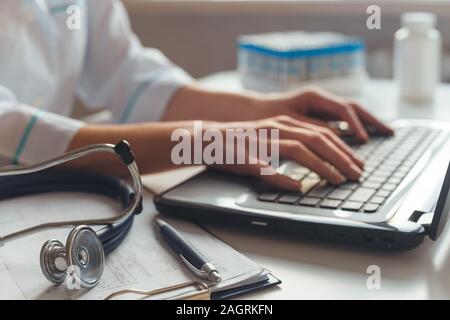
[155,218,222,283]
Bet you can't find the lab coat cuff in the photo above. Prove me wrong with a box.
[18,111,85,165]
[119,68,194,124]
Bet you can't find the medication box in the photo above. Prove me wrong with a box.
[237,31,367,95]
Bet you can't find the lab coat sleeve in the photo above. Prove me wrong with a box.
[77,0,193,124]
[0,86,83,165]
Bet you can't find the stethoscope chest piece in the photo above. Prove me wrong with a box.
[40,225,105,288]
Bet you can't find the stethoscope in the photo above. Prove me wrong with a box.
[0,140,143,288]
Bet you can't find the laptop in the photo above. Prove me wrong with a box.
[154,120,450,250]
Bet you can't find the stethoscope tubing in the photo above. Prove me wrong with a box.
[0,142,143,247]
[0,169,139,255]
[100,214,135,255]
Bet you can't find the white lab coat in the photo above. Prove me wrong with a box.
[0,0,192,165]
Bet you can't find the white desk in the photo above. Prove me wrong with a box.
[146,72,450,299]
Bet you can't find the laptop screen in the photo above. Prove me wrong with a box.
[430,161,450,241]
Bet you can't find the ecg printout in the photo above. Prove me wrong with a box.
[0,191,268,299]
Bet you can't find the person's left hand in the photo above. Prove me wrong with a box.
[256,86,394,143]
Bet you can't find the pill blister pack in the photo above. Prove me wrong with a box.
[237,31,367,94]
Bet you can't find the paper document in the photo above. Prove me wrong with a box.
[0,191,269,299]
[142,166,205,195]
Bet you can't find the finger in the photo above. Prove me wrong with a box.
[283,112,335,130]
[306,91,370,142]
[301,132,362,181]
[320,128,364,168]
[350,102,394,136]
[277,112,342,135]
[274,116,364,168]
[279,140,346,184]
[335,104,369,142]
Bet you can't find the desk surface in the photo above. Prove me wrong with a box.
[147,72,450,299]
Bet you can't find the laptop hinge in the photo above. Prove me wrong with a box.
[410,210,433,237]
[416,212,433,228]
[410,211,434,231]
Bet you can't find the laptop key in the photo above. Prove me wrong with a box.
[320,199,342,209]
[369,196,385,204]
[371,171,391,179]
[397,166,411,174]
[327,189,352,200]
[376,190,390,197]
[306,172,320,179]
[382,183,397,191]
[364,165,376,174]
[277,162,309,176]
[384,159,402,166]
[284,168,310,179]
[392,171,406,179]
[338,182,360,190]
[361,171,371,180]
[376,168,395,176]
[298,197,320,207]
[348,188,376,202]
[308,185,333,198]
[387,177,402,185]
[341,201,364,211]
[300,177,321,194]
[362,181,382,189]
[278,193,300,204]
[366,176,387,183]
[286,173,307,181]
[258,192,280,202]
[363,203,379,213]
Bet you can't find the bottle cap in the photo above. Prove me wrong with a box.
[402,12,436,31]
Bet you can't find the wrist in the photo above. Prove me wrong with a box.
[251,93,291,119]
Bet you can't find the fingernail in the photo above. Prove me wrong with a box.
[355,157,365,168]
[283,180,301,191]
[291,180,302,190]
[327,166,346,184]
[360,133,369,142]
[350,164,363,179]
[334,173,346,184]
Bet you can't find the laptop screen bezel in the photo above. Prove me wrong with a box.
[430,161,450,240]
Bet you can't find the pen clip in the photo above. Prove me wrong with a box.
[179,254,222,283]
[179,254,208,279]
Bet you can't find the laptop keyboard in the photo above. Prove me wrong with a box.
[257,127,441,213]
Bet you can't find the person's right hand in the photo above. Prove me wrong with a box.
[206,115,364,191]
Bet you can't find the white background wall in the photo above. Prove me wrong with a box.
[123,0,450,80]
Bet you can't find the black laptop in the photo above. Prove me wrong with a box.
[154,120,450,250]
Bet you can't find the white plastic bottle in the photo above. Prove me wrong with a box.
[394,12,441,102]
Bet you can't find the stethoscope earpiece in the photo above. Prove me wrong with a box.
[40,225,105,288]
